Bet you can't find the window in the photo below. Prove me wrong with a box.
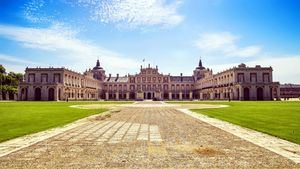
[28,73,35,82]
[41,73,48,83]
[263,73,270,82]
[164,85,168,90]
[250,73,257,83]
[237,73,244,82]
[171,85,175,90]
[54,73,61,83]
[130,85,135,90]
[163,77,168,83]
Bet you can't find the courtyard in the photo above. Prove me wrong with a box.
[0,101,299,168]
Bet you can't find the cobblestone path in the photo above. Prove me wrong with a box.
[0,102,299,169]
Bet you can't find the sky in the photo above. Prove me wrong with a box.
[0,0,299,83]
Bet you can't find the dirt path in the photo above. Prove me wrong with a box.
[0,102,299,169]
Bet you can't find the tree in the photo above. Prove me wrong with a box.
[0,65,23,97]
[0,65,5,74]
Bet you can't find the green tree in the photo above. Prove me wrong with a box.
[0,65,5,74]
[0,65,23,97]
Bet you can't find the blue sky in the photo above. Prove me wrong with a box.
[0,0,299,83]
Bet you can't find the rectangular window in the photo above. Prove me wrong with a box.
[54,73,61,83]
[28,73,35,82]
[250,73,257,83]
[237,73,244,82]
[41,73,48,83]
[263,73,270,82]
[164,85,168,90]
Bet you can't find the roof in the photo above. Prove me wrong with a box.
[280,84,300,88]
[105,76,128,83]
[170,76,194,82]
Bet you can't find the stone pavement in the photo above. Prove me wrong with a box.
[0,102,299,168]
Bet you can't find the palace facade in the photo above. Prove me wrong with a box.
[18,59,281,101]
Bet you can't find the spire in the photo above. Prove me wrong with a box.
[197,57,205,70]
[96,59,100,67]
[199,59,203,67]
[93,59,102,70]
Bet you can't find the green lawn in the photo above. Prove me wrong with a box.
[0,101,132,142]
[167,101,300,144]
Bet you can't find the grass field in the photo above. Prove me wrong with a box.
[167,101,300,144]
[0,101,132,143]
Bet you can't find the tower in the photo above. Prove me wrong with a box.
[92,59,106,81]
[193,58,206,80]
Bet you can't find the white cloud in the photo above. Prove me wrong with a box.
[0,54,38,65]
[23,0,183,29]
[210,55,300,84]
[76,0,184,29]
[0,24,140,73]
[23,0,53,23]
[195,32,262,57]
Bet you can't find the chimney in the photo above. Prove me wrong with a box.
[115,74,119,81]
[180,73,183,82]
[108,73,111,81]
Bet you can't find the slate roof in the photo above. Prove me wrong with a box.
[170,76,194,82]
[105,77,128,83]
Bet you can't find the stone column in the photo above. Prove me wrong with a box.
[0,92,2,100]
[229,91,233,101]
[6,93,9,100]
[189,91,193,100]
[17,87,22,101]
[264,86,270,100]
[105,92,109,100]
[41,86,47,101]
[250,86,257,100]
[53,88,57,101]
[169,92,172,100]
[179,92,183,100]
[126,92,129,100]
[28,86,34,101]
[200,92,203,100]
[276,87,281,101]
[220,92,224,100]
[210,92,214,100]
[239,86,243,100]
[116,92,119,100]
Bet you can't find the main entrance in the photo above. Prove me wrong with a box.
[144,92,154,99]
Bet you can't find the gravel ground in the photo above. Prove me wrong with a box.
[0,102,299,169]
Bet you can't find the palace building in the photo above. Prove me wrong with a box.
[18,59,281,101]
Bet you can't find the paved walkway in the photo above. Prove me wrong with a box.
[0,102,299,168]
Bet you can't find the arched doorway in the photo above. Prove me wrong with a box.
[257,87,264,100]
[147,92,152,99]
[163,92,168,100]
[243,87,250,100]
[34,88,41,101]
[21,88,28,100]
[48,88,55,101]
[129,92,135,100]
